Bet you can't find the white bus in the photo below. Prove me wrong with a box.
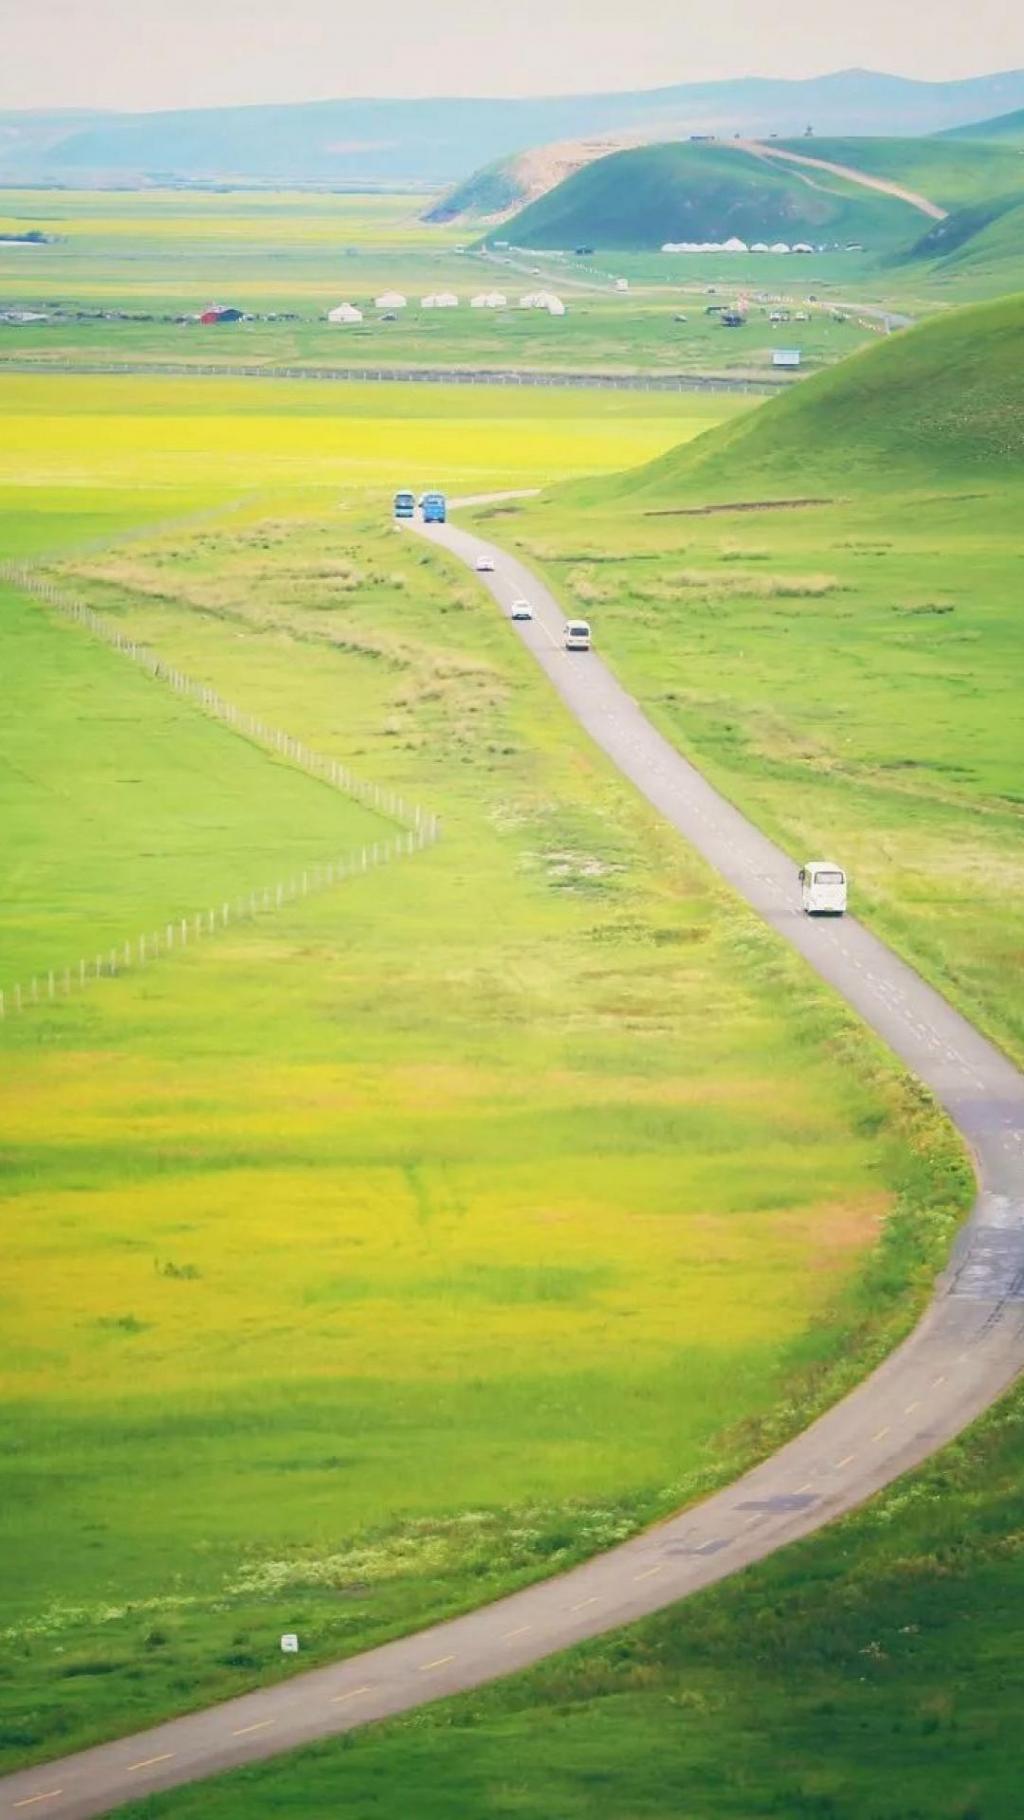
[799,861,847,916]
[564,619,591,651]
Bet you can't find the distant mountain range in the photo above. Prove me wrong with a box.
[3,69,1024,189]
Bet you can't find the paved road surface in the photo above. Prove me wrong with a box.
[4,519,1022,1819]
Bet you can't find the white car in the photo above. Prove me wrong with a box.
[564,618,591,651]
[510,598,533,621]
[475,554,496,572]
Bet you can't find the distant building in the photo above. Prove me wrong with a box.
[327,303,363,323]
[421,292,459,308]
[374,291,408,309]
[772,348,802,368]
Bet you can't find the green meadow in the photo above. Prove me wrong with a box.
[118,1376,1024,1820]
[0,186,878,377]
[99,281,1024,1820]
[0,416,966,1765]
[478,295,1024,1063]
[0,370,746,501]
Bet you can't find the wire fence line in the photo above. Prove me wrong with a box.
[0,356,785,396]
[1,562,437,831]
[0,832,434,1024]
[0,563,442,1022]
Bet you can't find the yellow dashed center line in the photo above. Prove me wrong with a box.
[330,1685,373,1706]
[232,1720,275,1736]
[502,1624,532,1641]
[632,1563,665,1581]
[796,1482,814,1494]
[126,1753,174,1772]
[932,1374,946,1387]
[872,1426,891,1442]
[835,1454,856,1470]
[419,1655,456,1673]
[905,1400,920,1414]
[571,1597,598,1612]
[14,1796,63,1811]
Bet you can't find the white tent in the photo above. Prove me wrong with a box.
[327,303,363,323]
[420,292,459,308]
[546,296,567,316]
[374,291,408,309]
[770,243,792,254]
[470,291,507,308]
[722,237,749,253]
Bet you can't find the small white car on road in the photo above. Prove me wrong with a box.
[510,598,533,620]
[799,861,847,916]
[475,554,496,572]
[564,619,591,651]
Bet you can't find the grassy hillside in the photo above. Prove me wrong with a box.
[501,141,927,252]
[899,195,1024,295]
[944,104,1024,143]
[425,154,528,223]
[469,291,1024,1076]
[774,133,1024,210]
[594,292,1024,493]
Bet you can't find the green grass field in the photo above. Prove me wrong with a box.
[0,394,967,1768]
[0,187,883,377]
[467,296,1024,1065]
[97,274,1024,1820]
[0,371,748,503]
[114,1377,1024,1820]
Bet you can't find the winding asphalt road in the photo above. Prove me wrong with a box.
[4,519,1023,1819]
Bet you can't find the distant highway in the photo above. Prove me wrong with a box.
[0,357,783,395]
[2,514,1021,1820]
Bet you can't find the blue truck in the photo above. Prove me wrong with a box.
[421,492,447,524]
[393,490,416,519]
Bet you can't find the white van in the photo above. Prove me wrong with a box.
[564,619,591,651]
[799,861,848,916]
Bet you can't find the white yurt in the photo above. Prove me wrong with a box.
[374,291,408,309]
[327,303,363,324]
[546,296,566,316]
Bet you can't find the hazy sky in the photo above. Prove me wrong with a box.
[3,0,1023,111]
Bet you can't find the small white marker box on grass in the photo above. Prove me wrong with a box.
[281,1633,299,1654]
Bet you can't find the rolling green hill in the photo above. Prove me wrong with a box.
[944,104,1024,143]
[894,195,1024,297]
[585,292,1024,497]
[500,141,925,252]
[773,134,1024,210]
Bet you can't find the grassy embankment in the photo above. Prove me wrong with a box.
[0,373,967,1765]
[112,288,1024,1820]
[472,292,1024,1065]
[0,187,877,377]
